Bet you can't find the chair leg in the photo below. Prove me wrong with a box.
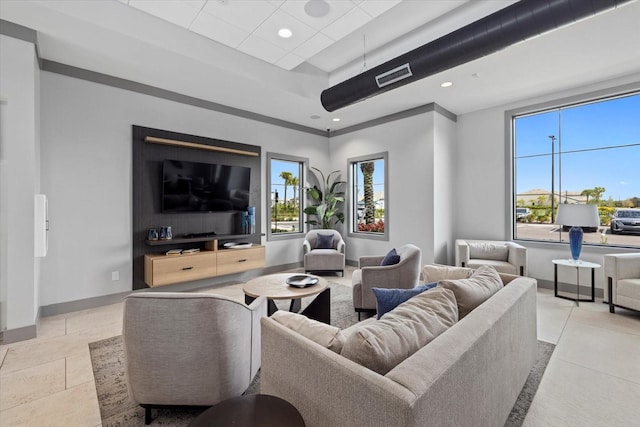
[144,407,152,425]
[608,278,615,313]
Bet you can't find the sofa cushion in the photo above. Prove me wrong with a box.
[271,311,345,353]
[380,248,401,266]
[340,287,458,375]
[422,264,473,282]
[315,233,334,249]
[468,242,509,261]
[372,282,438,319]
[438,265,503,319]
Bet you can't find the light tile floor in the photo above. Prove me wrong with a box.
[1,267,638,426]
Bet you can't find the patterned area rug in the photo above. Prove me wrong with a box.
[89,283,553,426]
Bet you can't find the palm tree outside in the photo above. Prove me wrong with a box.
[360,162,375,224]
[280,171,293,210]
[291,176,300,209]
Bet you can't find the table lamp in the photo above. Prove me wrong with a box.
[555,204,600,260]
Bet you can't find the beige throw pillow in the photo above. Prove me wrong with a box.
[422,264,473,282]
[438,264,504,319]
[271,311,345,353]
[340,287,458,375]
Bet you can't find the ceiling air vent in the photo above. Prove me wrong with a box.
[375,63,412,88]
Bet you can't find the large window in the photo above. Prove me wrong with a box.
[513,91,640,247]
[267,153,307,240]
[349,152,388,239]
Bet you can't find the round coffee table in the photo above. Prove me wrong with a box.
[243,273,330,323]
[188,394,305,427]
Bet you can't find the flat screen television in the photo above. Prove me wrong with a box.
[162,159,251,213]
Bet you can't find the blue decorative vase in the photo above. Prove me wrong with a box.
[569,226,583,260]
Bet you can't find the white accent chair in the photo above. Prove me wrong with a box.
[303,229,345,276]
[604,253,640,313]
[455,239,528,276]
[352,244,422,317]
[123,292,267,424]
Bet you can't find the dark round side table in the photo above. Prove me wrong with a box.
[188,394,305,427]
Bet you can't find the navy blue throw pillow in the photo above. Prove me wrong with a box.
[372,282,438,319]
[380,248,401,266]
[315,233,334,249]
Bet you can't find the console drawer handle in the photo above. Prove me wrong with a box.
[182,266,194,271]
[238,259,248,263]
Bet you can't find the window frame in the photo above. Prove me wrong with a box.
[266,152,308,241]
[506,83,640,249]
[347,152,389,241]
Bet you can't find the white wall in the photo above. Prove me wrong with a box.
[433,113,456,264]
[329,110,455,265]
[454,74,640,290]
[0,35,40,330]
[39,71,328,306]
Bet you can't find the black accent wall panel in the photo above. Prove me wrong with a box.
[132,125,261,290]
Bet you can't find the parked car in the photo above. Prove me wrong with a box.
[515,208,531,221]
[610,208,640,234]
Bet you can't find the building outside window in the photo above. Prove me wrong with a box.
[267,153,306,240]
[349,152,388,239]
[512,91,640,247]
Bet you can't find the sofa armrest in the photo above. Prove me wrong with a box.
[337,239,346,254]
[604,253,640,280]
[359,255,384,267]
[506,242,527,275]
[261,318,414,427]
[361,264,414,289]
[248,296,267,380]
[604,254,640,304]
[303,239,312,255]
[455,239,470,267]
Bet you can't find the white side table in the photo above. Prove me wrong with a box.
[552,259,601,305]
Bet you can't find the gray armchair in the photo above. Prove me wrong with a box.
[455,239,527,276]
[604,253,640,313]
[123,292,267,424]
[303,229,345,276]
[352,244,422,317]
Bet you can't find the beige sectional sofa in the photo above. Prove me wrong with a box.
[260,271,537,427]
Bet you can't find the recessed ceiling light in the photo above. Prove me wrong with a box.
[304,0,330,18]
[332,118,341,122]
[278,28,293,39]
[440,81,453,88]
[310,115,321,120]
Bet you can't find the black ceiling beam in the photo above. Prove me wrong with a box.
[321,0,632,112]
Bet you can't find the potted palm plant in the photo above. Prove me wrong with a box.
[304,167,345,229]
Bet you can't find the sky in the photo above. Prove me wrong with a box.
[270,158,384,202]
[514,92,640,201]
[270,159,302,202]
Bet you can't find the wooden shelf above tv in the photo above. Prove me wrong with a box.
[145,136,259,157]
